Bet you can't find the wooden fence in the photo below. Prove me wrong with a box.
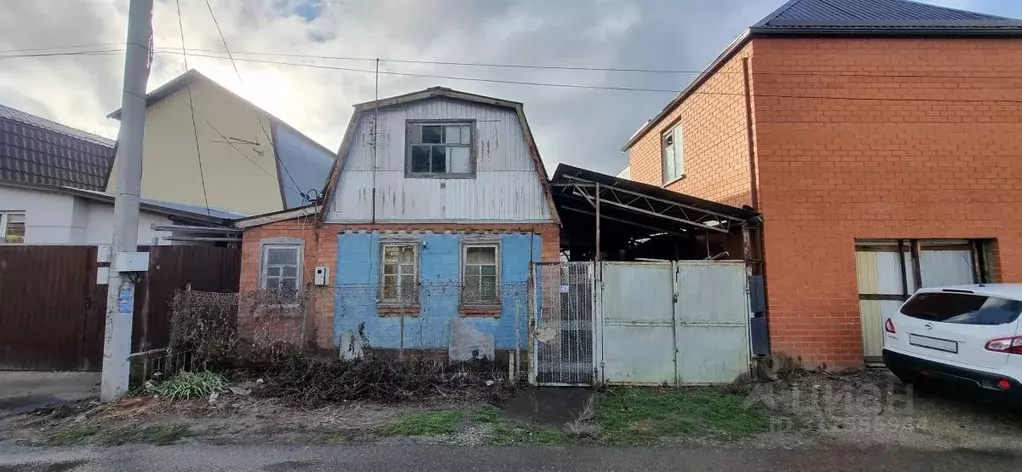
[0,245,240,371]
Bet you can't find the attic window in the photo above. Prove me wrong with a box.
[406,121,474,178]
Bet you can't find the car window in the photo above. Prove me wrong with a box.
[900,292,1022,326]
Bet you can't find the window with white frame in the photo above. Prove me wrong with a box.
[380,244,418,305]
[0,212,25,244]
[261,244,302,304]
[662,124,684,184]
[462,244,499,305]
[407,121,474,177]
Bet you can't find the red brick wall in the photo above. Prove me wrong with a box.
[628,43,755,208]
[239,220,560,351]
[751,37,1022,369]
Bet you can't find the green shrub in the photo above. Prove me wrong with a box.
[147,371,228,400]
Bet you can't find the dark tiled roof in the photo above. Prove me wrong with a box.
[754,0,1022,31]
[0,104,116,191]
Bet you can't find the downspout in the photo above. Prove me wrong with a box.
[742,57,759,210]
[743,56,771,357]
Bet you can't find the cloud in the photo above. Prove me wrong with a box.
[0,0,1019,175]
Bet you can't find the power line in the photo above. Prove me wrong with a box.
[155,50,1022,104]
[6,42,1022,83]
[0,49,122,59]
[193,110,308,196]
[0,42,120,54]
[202,0,307,205]
[177,0,212,217]
[158,47,702,74]
[156,50,683,93]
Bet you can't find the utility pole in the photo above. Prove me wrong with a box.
[101,0,153,402]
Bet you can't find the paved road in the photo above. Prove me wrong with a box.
[0,372,99,419]
[0,444,1018,471]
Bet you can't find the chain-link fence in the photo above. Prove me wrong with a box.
[532,262,595,385]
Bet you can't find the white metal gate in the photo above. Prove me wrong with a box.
[531,261,595,386]
[600,261,751,385]
[601,262,677,384]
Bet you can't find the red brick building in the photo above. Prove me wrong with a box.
[625,0,1022,369]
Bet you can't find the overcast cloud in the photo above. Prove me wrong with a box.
[1,0,1018,175]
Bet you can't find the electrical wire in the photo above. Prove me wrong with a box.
[157,47,702,74]
[155,50,1022,104]
[0,42,120,54]
[177,0,212,217]
[156,50,682,93]
[0,49,122,59]
[203,0,307,206]
[7,43,1022,82]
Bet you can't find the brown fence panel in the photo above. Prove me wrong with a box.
[133,246,241,351]
[0,245,240,370]
[0,246,103,371]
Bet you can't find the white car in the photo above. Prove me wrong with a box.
[883,284,1022,395]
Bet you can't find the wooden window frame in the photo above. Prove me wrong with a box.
[405,120,476,179]
[379,242,420,310]
[460,242,501,315]
[0,211,26,244]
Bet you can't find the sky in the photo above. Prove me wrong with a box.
[0,0,1019,176]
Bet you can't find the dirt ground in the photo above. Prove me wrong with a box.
[5,368,1022,452]
[750,369,1022,453]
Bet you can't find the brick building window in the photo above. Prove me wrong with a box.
[260,242,302,305]
[662,124,684,184]
[406,121,474,178]
[0,211,25,243]
[462,244,500,306]
[380,243,418,305]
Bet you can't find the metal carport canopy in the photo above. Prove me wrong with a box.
[550,164,759,238]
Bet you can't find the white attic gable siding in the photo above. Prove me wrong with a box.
[326,97,553,223]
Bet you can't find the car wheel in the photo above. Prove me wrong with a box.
[888,367,916,386]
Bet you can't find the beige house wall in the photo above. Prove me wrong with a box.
[107,79,284,215]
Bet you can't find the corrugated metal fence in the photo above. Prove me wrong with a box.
[0,245,240,371]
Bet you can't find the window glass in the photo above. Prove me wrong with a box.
[381,244,418,305]
[411,146,431,173]
[262,244,301,304]
[268,248,297,265]
[407,122,473,177]
[422,125,443,144]
[449,147,471,173]
[2,212,25,243]
[901,292,1022,326]
[463,245,499,305]
[445,125,460,144]
[662,126,683,183]
[431,146,447,173]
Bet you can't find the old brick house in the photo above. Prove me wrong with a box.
[235,87,559,359]
[625,0,1022,369]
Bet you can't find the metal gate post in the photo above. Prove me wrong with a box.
[528,262,538,386]
[671,260,680,387]
[592,261,604,385]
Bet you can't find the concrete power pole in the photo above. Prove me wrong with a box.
[101,0,154,402]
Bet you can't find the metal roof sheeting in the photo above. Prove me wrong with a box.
[0,104,115,191]
[755,0,1022,29]
[270,120,335,209]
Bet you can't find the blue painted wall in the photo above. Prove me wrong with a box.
[333,232,541,350]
